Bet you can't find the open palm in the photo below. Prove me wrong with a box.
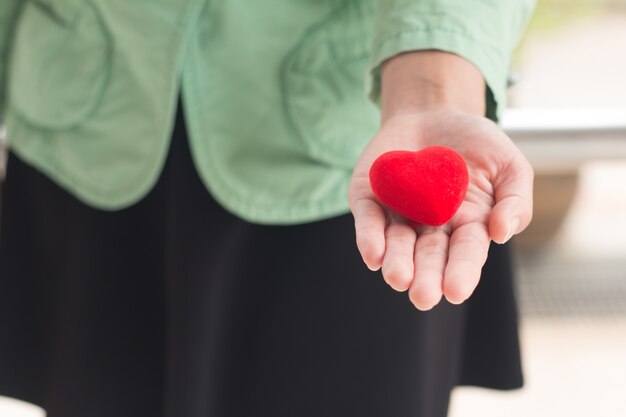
[349,109,533,310]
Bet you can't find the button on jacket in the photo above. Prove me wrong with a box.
[0,0,535,224]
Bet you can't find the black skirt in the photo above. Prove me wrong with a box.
[0,108,522,417]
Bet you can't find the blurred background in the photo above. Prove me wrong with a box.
[1,0,626,416]
[451,0,626,415]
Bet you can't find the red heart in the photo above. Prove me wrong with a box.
[369,146,469,226]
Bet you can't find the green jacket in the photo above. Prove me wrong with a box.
[0,0,534,224]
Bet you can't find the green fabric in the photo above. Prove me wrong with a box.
[1,0,535,224]
[0,0,23,117]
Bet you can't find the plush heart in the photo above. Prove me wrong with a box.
[369,146,469,226]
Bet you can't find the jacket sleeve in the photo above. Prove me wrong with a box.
[0,0,24,120]
[368,0,536,119]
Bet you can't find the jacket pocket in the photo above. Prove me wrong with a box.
[283,0,379,169]
[9,0,112,130]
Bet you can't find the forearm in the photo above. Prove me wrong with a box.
[370,0,536,120]
[380,50,486,123]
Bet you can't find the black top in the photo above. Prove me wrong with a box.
[0,108,522,417]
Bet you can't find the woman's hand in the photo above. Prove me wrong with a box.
[348,52,533,311]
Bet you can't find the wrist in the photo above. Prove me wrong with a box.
[379,50,486,122]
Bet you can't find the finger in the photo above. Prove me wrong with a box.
[352,198,387,271]
[443,222,490,304]
[381,220,416,291]
[489,157,534,244]
[409,227,448,310]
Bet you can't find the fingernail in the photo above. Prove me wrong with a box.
[364,260,380,271]
[503,218,520,243]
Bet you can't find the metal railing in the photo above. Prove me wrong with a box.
[502,107,626,172]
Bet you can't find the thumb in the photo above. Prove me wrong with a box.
[489,157,534,244]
